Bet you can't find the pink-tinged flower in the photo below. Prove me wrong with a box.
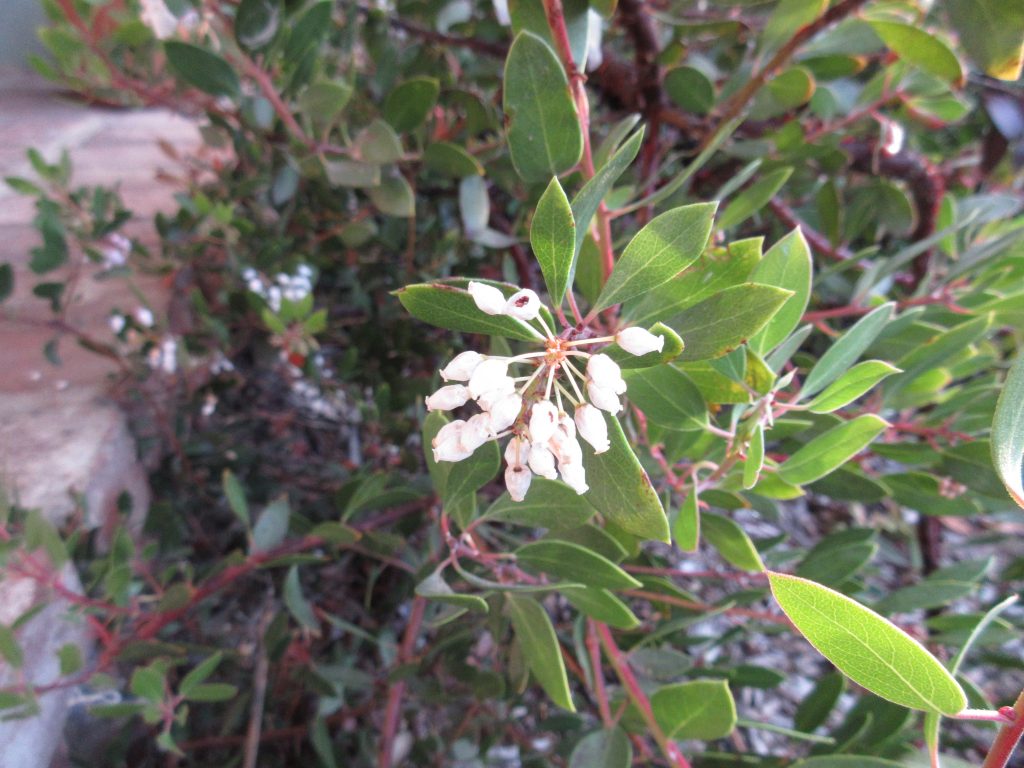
[587,381,622,414]
[528,441,558,479]
[440,351,484,381]
[468,359,512,399]
[528,400,559,443]
[587,353,626,394]
[616,327,664,356]
[559,461,588,495]
[460,413,493,452]
[549,422,583,465]
[468,281,507,315]
[488,393,523,432]
[505,435,529,467]
[504,288,541,321]
[575,404,609,453]
[505,463,532,501]
[432,420,473,462]
[425,385,470,412]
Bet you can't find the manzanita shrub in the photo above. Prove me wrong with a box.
[2,0,1024,766]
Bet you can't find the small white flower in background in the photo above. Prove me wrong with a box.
[881,119,906,156]
[491,0,511,25]
[134,306,154,328]
[109,314,126,334]
[139,0,178,39]
[427,282,655,501]
[160,337,178,374]
[99,233,131,268]
[201,393,218,418]
[616,327,664,356]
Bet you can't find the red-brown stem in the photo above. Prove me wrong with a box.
[768,198,854,262]
[237,55,317,151]
[982,690,1024,768]
[586,619,614,727]
[379,596,426,768]
[699,0,871,155]
[596,622,692,768]
[802,290,968,322]
[541,0,617,280]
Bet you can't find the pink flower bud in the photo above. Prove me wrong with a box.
[616,327,664,356]
[505,463,532,502]
[504,288,541,321]
[468,358,512,399]
[587,353,626,394]
[574,404,609,454]
[587,381,622,414]
[425,384,470,412]
[528,441,558,479]
[528,400,559,443]
[440,351,484,381]
[468,281,507,315]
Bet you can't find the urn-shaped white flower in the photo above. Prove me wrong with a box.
[574,404,609,454]
[440,351,484,381]
[467,281,507,315]
[504,288,541,321]
[504,437,532,501]
[425,385,470,412]
[616,327,665,356]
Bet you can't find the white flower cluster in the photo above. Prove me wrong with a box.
[428,281,664,502]
[97,233,131,269]
[146,336,178,375]
[244,265,314,312]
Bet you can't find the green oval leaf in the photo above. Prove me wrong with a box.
[482,478,595,529]
[673,488,700,552]
[516,540,641,591]
[869,21,964,86]
[506,594,575,711]
[422,142,484,178]
[768,572,967,715]
[671,283,794,362]
[778,414,889,485]
[164,42,240,98]
[652,679,737,740]
[701,512,765,572]
[664,66,715,115]
[503,31,583,183]
[993,351,1024,508]
[801,303,894,398]
[582,417,670,543]
[594,203,717,312]
[568,728,631,768]
[806,360,901,413]
[747,228,812,355]
[948,0,1024,80]
[532,176,576,306]
[559,586,640,629]
[622,365,707,431]
[383,77,439,132]
[719,167,793,230]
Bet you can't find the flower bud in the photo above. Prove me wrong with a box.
[559,462,588,495]
[468,281,507,315]
[505,463,532,502]
[549,426,583,465]
[616,327,665,356]
[432,420,473,462]
[460,413,493,452]
[440,351,484,381]
[587,353,626,394]
[574,404,609,454]
[489,393,523,431]
[425,384,470,412]
[528,400,559,443]
[504,288,541,321]
[528,441,558,479]
[468,358,511,399]
[587,381,622,414]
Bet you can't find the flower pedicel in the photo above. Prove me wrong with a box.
[427,281,664,502]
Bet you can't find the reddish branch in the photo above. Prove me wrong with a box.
[378,596,426,768]
[982,690,1024,768]
[769,198,854,262]
[596,623,693,768]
